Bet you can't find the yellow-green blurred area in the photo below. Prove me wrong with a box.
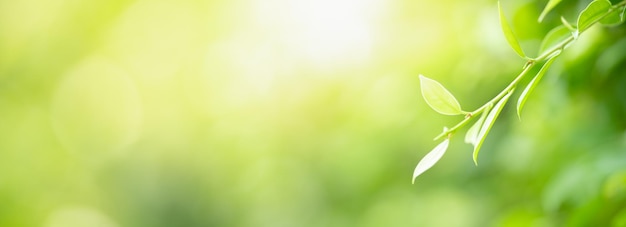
[2,0,626,226]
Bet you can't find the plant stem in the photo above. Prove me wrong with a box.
[433,1,626,141]
[433,64,535,140]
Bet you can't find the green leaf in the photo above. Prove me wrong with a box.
[577,0,612,33]
[499,1,526,58]
[561,16,577,32]
[539,25,570,55]
[412,139,449,184]
[472,89,514,165]
[517,50,561,120]
[464,106,491,146]
[600,6,626,26]
[419,75,464,115]
[539,0,563,22]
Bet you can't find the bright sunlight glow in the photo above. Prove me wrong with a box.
[252,0,383,69]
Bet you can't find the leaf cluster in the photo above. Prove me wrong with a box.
[412,0,626,183]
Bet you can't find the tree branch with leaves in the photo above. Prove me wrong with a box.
[412,0,626,184]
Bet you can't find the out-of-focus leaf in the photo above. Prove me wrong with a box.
[473,90,514,165]
[517,50,561,120]
[465,106,491,145]
[542,166,588,212]
[599,5,626,26]
[603,171,626,199]
[419,75,464,115]
[577,0,612,33]
[412,139,450,184]
[596,37,626,76]
[498,1,526,58]
[539,25,571,55]
[539,0,563,22]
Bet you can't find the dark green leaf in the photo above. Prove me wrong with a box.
[412,139,449,183]
[473,90,514,165]
[577,0,612,33]
[596,37,626,76]
[517,50,561,120]
[498,1,526,58]
[419,75,464,115]
[539,0,563,22]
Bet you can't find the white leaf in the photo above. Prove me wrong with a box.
[412,139,450,184]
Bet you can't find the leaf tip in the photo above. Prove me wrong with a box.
[498,0,526,58]
[516,101,523,121]
[472,143,480,166]
[412,139,450,183]
[539,0,563,23]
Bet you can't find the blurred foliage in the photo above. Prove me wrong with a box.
[0,0,625,226]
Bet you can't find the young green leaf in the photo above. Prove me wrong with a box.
[599,6,626,26]
[539,0,563,22]
[577,0,612,33]
[419,75,464,115]
[412,139,449,184]
[561,16,577,32]
[498,1,526,58]
[464,106,491,145]
[517,50,561,120]
[472,90,514,165]
[539,25,570,55]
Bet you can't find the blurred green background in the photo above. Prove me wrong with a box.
[1,0,626,226]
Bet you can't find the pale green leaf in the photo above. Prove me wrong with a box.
[577,0,612,33]
[539,25,571,55]
[539,0,563,22]
[517,50,561,120]
[561,16,577,32]
[419,75,463,115]
[464,106,491,145]
[499,1,526,58]
[472,90,514,165]
[412,139,449,184]
[600,6,626,26]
